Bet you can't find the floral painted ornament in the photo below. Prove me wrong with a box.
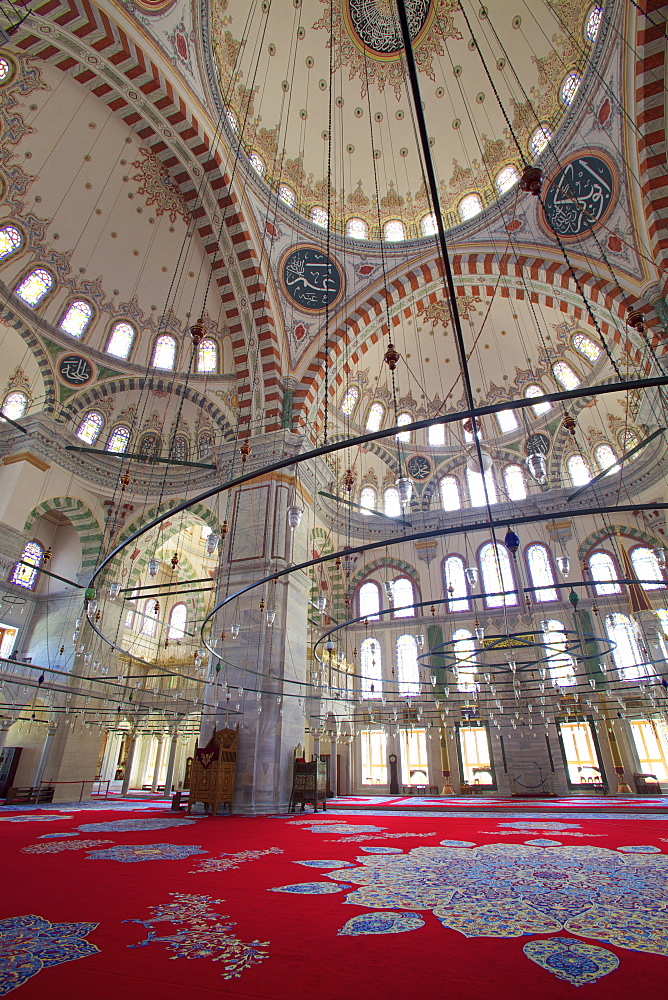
[86,843,206,863]
[338,912,425,936]
[523,937,619,986]
[78,816,197,833]
[269,882,352,894]
[0,915,99,995]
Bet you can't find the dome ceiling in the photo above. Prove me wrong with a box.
[205,0,600,237]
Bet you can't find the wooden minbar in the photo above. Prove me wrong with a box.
[289,744,327,813]
[187,726,238,815]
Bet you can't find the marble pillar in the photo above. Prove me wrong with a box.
[151,734,165,792]
[162,730,179,798]
[34,724,58,788]
[121,732,138,795]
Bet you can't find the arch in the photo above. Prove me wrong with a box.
[23,497,103,575]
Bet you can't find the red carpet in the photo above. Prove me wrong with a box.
[337,794,668,812]
[1,804,667,998]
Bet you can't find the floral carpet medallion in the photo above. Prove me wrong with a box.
[0,914,99,995]
[338,911,425,936]
[0,814,73,823]
[191,848,283,873]
[22,839,112,854]
[126,893,268,980]
[523,937,619,986]
[322,842,668,976]
[294,859,358,868]
[270,881,352,894]
[86,843,206,863]
[77,816,197,833]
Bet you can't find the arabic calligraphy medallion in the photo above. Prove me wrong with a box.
[345,0,434,57]
[280,245,344,314]
[543,154,615,239]
[58,354,94,387]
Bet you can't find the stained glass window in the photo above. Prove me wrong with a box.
[527,543,558,601]
[60,300,93,338]
[384,219,405,242]
[347,217,368,240]
[444,555,469,612]
[530,124,552,157]
[106,322,135,360]
[384,487,401,518]
[341,386,359,416]
[496,408,519,434]
[572,333,601,363]
[588,550,621,595]
[391,577,415,618]
[459,193,483,221]
[15,268,53,306]
[395,412,411,442]
[525,384,552,415]
[199,433,213,458]
[453,628,477,693]
[495,164,520,194]
[360,486,376,515]
[359,581,381,620]
[197,338,217,374]
[278,184,295,207]
[167,602,187,640]
[552,361,581,390]
[0,225,22,259]
[11,540,43,590]
[366,402,385,432]
[594,443,619,475]
[76,410,104,445]
[542,620,575,686]
[141,599,159,637]
[421,213,437,237]
[0,57,12,83]
[152,334,176,370]
[439,476,461,511]
[503,464,527,501]
[561,71,581,106]
[311,206,328,228]
[249,152,265,175]
[630,546,665,590]
[397,634,420,698]
[172,435,190,463]
[124,592,138,629]
[620,429,640,454]
[139,433,160,460]
[2,391,28,421]
[106,425,130,454]
[360,636,382,699]
[605,612,648,680]
[428,422,445,446]
[586,5,603,43]
[467,467,497,507]
[479,541,517,608]
[567,453,591,487]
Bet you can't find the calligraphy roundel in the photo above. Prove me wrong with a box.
[58,354,95,387]
[280,245,345,314]
[542,154,615,239]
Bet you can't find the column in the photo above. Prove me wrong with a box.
[329,734,337,799]
[34,724,58,788]
[0,720,14,754]
[440,724,455,794]
[121,732,139,796]
[162,729,179,798]
[151,734,165,792]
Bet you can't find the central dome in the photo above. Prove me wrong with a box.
[344,0,433,55]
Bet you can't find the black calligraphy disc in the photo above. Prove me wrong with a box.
[543,154,614,239]
[524,433,551,456]
[280,245,344,314]
[407,455,432,480]
[58,354,94,387]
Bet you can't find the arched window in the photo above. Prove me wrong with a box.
[585,4,602,43]
[444,556,469,612]
[384,487,401,518]
[495,164,519,194]
[340,386,359,416]
[197,338,217,374]
[503,464,527,501]
[620,429,640,456]
[428,423,445,446]
[360,636,382,699]
[141,599,159,637]
[390,577,415,618]
[152,334,176,370]
[594,443,619,475]
[311,206,328,228]
[2,391,28,421]
[630,546,665,590]
[560,71,581,105]
[420,213,437,237]
[525,384,552,416]
[567,454,592,487]
[530,124,552,157]
[366,402,385,432]
[15,268,53,306]
[106,321,135,360]
[479,542,517,608]
[11,540,44,590]
[605,612,648,680]
[453,628,477,693]
[171,435,190,463]
[106,425,130,454]
[466,467,497,507]
[462,418,482,443]
[346,217,368,240]
[60,300,93,338]
[527,543,558,602]
[360,486,376,515]
[496,408,519,434]
[199,433,213,458]
[359,581,381,621]
[552,361,581,391]
[76,410,104,445]
[572,333,601,364]
[384,219,405,242]
[395,412,412,442]
[124,589,139,629]
[249,151,265,175]
[542,619,575,686]
[439,476,461,511]
[167,602,187,640]
[458,193,482,221]
[278,184,295,207]
[588,550,621,595]
[138,433,160,460]
[0,224,22,260]
[397,634,420,698]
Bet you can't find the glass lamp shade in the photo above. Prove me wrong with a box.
[525,452,547,483]
[475,625,485,641]
[86,599,99,615]
[230,623,240,639]
[109,582,121,599]
[316,594,327,612]
[287,506,303,530]
[555,555,570,577]
[655,547,667,569]
[396,476,412,506]
[205,533,220,555]
[324,640,336,652]
[504,529,520,555]
[148,557,160,578]
[416,634,425,648]
[466,449,492,474]
[464,566,478,588]
[266,610,276,626]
